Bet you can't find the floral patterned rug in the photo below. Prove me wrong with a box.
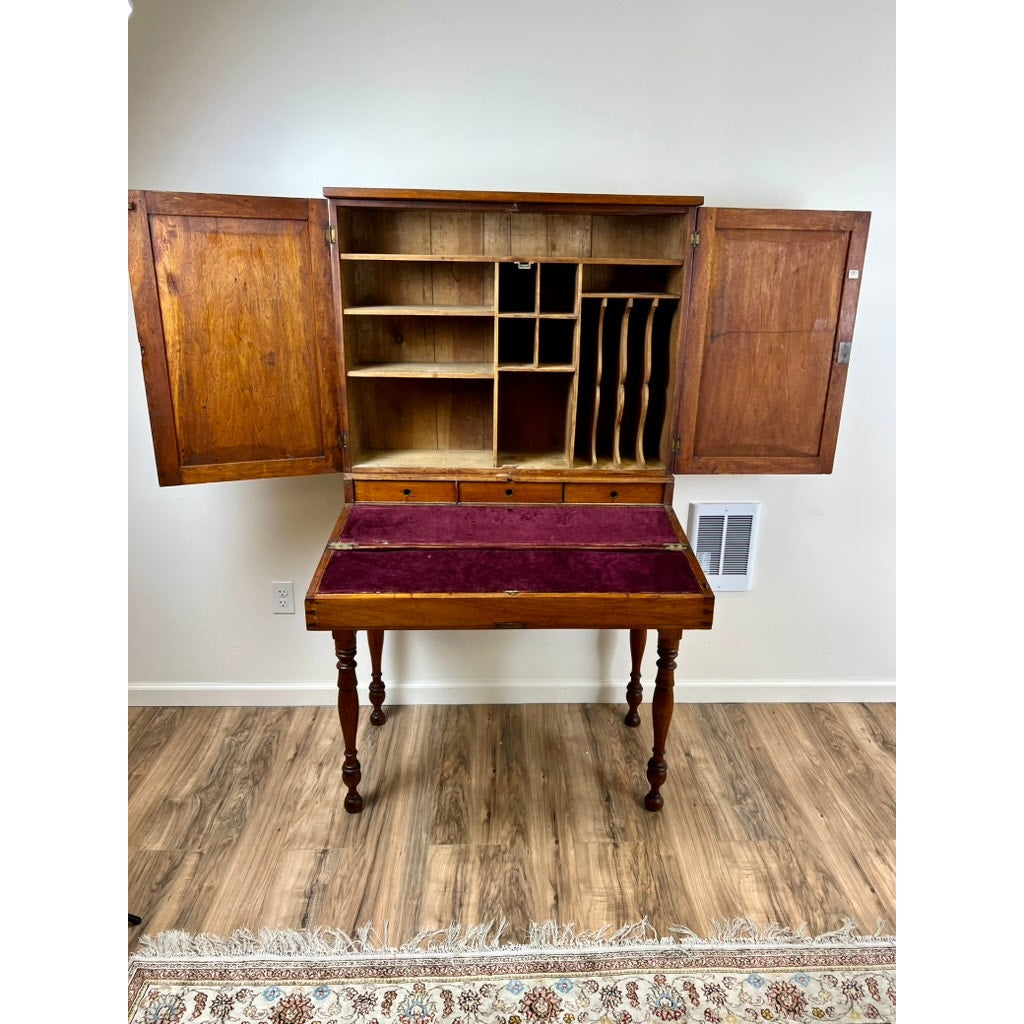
[128,921,895,1023]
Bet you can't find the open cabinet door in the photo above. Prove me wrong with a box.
[128,190,346,485]
[675,208,869,474]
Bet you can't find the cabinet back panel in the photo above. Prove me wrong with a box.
[508,214,594,257]
[498,320,536,365]
[497,374,571,456]
[539,263,579,313]
[345,316,493,366]
[338,208,686,261]
[538,319,575,366]
[582,263,681,294]
[348,261,494,308]
[694,228,847,458]
[498,262,537,312]
[350,378,493,454]
[342,209,433,253]
[341,209,521,257]
[591,215,687,260]
[149,214,326,465]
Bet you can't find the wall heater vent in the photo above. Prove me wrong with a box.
[686,502,761,592]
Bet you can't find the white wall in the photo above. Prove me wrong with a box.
[127,0,897,704]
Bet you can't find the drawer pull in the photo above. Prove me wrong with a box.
[505,488,514,496]
[402,488,412,495]
[610,490,619,498]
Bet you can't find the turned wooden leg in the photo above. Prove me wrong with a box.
[367,628,386,726]
[644,628,682,812]
[333,629,363,813]
[624,628,647,727]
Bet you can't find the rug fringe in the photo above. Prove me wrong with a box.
[135,917,893,959]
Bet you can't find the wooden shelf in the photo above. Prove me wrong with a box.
[498,364,575,372]
[582,292,681,300]
[496,451,571,469]
[353,449,496,470]
[340,253,495,262]
[344,305,494,317]
[347,362,494,379]
[498,312,577,319]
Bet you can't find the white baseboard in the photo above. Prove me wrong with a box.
[128,679,895,707]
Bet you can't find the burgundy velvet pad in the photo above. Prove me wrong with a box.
[319,547,702,595]
[340,504,679,546]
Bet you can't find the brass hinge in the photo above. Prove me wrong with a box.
[337,431,348,449]
[325,224,337,247]
[836,342,852,365]
[328,541,356,551]
[672,437,681,453]
[690,231,700,248]
[664,542,689,551]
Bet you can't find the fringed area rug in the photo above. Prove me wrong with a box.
[128,920,895,1023]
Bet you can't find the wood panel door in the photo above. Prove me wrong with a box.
[128,191,346,485]
[675,208,870,474]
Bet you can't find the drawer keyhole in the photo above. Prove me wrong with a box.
[610,490,619,498]
[505,488,514,496]
[402,488,412,495]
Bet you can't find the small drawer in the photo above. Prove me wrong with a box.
[354,480,457,503]
[459,481,564,503]
[563,483,666,504]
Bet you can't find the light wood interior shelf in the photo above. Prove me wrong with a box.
[344,305,494,317]
[497,451,571,470]
[347,362,494,379]
[352,449,497,470]
[582,291,681,299]
[497,364,575,372]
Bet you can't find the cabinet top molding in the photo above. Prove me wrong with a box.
[322,187,705,210]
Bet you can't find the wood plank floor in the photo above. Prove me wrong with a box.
[128,702,895,951]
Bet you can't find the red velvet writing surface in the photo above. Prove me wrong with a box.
[320,547,702,595]
[340,504,680,547]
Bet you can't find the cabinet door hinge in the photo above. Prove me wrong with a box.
[836,342,852,365]
[325,224,337,247]
[690,231,700,248]
[672,437,681,453]
[337,431,348,449]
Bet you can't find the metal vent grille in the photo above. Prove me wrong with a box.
[686,502,760,591]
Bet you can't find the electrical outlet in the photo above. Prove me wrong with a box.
[272,580,295,614]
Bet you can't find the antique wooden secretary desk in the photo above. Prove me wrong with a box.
[128,187,869,813]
